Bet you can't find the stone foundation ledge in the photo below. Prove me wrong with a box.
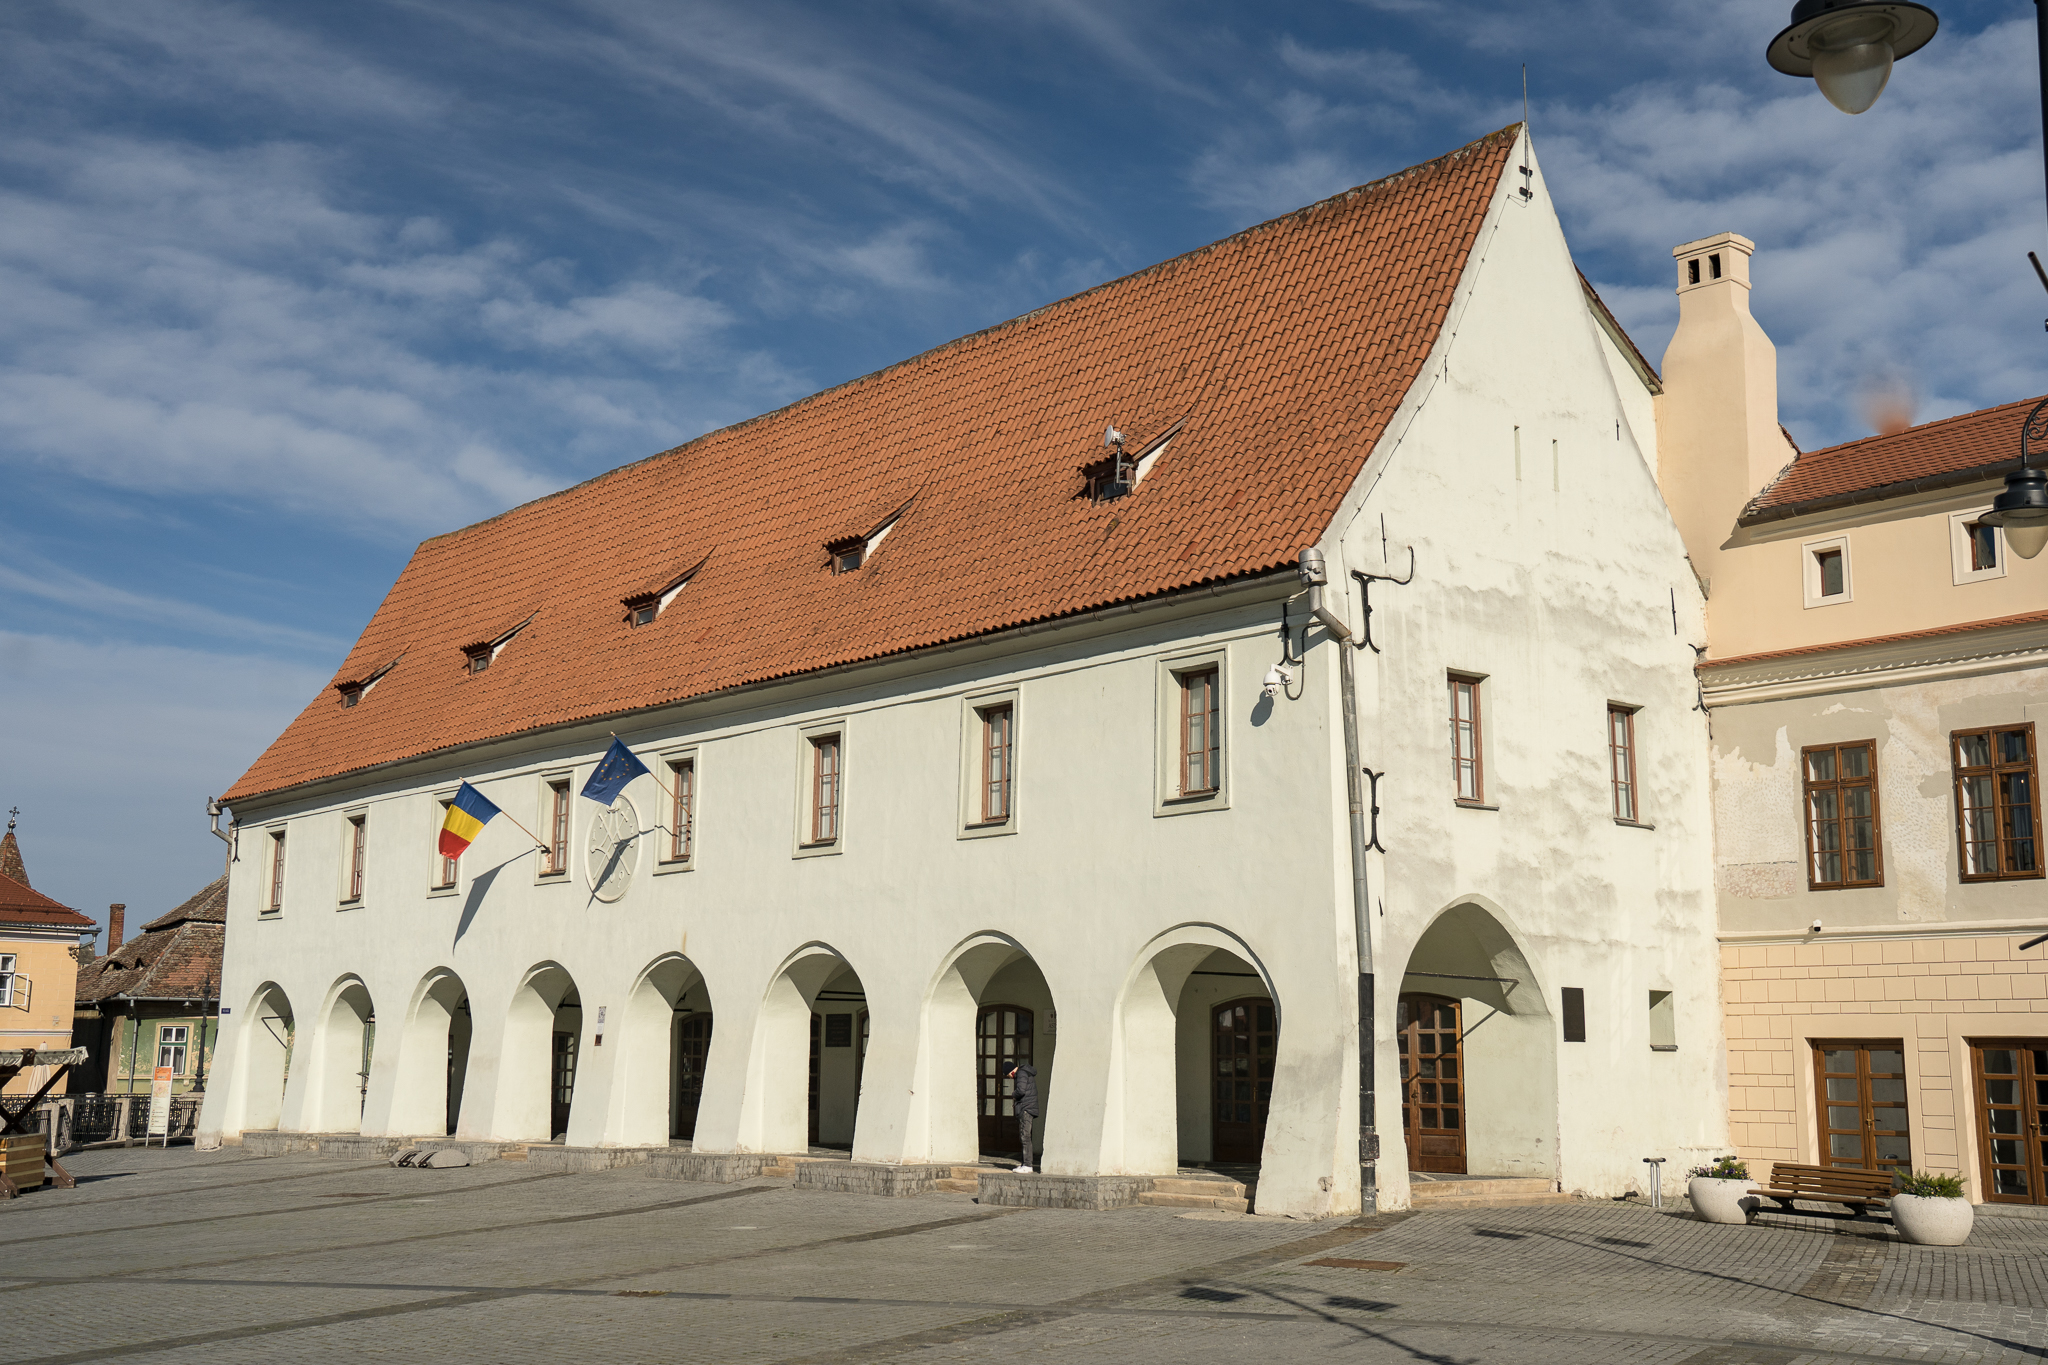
[523,1145,655,1174]
[648,1151,788,1184]
[794,1161,953,1197]
[975,1172,1155,1210]
[240,1131,405,1159]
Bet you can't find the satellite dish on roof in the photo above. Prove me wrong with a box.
[1104,425,1124,449]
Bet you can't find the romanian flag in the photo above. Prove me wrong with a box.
[438,781,501,859]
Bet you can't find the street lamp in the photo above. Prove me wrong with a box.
[1979,398,2048,558]
[1767,0,1940,113]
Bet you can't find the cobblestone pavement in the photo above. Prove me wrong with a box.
[3,1147,2046,1363]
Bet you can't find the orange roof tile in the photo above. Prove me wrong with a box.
[1697,606,2048,671]
[0,871,96,932]
[224,126,1520,804]
[1741,394,2044,525]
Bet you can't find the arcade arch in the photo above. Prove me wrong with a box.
[921,935,1058,1166]
[304,977,376,1133]
[387,970,471,1138]
[610,954,713,1147]
[500,964,583,1142]
[739,946,866,1154]
[1395,900,1555,1181]
[225,982,293,1133]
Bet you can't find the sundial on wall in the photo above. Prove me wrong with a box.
[585,796,640,903]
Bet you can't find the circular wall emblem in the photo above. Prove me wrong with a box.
[585,796,640,903]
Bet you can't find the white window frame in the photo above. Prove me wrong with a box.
[338,808,369,908]
[655,746,701,873]
[1801,533,1853,608]
[537,771,573,883]
[958,687,1021,839]
[794,720,848,857]
[428,791,461,898]
[158,1023,191,1074]
[1949,507,2008,586]
[0,953,15,1008]
[1155,648,1229,817]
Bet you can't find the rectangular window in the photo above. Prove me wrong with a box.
[1814,1041,1910,1175]
[1609,706,1638,821]
[810,734,841,844]
[157,1024,189,1074]
[669,758,696,862]
[433,799,458,890]
[0,953,14,1008]
[1815,548,1845,597]
[344,814,366,902]
[1450,675,1484,803]
[1969,522,1999,572]
[980,703,1013,824]
[1180,669,1219,795]
[1954,724,2042,880]
[541,780,570,876]
[1803,741,1884,889]
[266,831,286,914]
[1648,991,1676,1051]
[1560,987,1586,1043]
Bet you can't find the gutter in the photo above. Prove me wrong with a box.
[1738,463,2009,527]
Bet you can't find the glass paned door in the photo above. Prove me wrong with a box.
[1399,994,1467,1174]
[976,1005,1034,1157]
[550,1030,577,1139]
[1212,999,1277,1162]
[674,1013,712,1139]
[1813,1041,1909,1175]
[1973,1042,2048,1205]
[807,1012,821,1146]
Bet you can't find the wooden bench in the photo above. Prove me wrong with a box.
[1757,1162,1894,1217]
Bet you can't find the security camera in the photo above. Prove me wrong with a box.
[1810,919,1823,935]
[1262,664,1292,699]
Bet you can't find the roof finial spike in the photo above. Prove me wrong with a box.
[6,807,15,832]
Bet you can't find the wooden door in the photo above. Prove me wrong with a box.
[1212,998,1276,1163]
[1813,1041,1910,1176]
[674,1014,712,1139]
[1398,994,1466,1174]
[1973,1041,2048,1204]
[550,1031,577,1139]
[807,1012,821,1146]
[977,1005,1034,1156]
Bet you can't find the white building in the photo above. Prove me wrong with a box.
[198,124,1729,1215]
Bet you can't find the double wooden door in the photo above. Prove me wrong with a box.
[673,1013,712,1140]
[1212,998,1276,1163]
[977,1005,1034,1156]
[1398,994,1466,1174]
[1973,1042,2048,1205]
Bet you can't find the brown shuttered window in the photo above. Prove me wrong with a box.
[266,831,287,914]
[1609,706,1638,821]
[541,780,570,876]
[1180,669,1219,795]
[811,735,841,844]
[1953,724,2042,881]
[980,704,1013,823]
[1450,675,1483,803]
[345,815,367,902]
[669,759,695,862]
[1803,741,1883,889]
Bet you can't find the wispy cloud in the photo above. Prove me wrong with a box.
[0,554,343,654]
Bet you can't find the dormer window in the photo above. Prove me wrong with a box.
[468,651,491,674]
[622,557,706,626]
[333,654,401,709]
[1084,420,1182,503]
[459,615,533,675]
[826,501,910,575]
[340,685,363,708]
[631,604,657,627]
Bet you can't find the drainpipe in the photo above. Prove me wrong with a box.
[1298,549,1377,1210]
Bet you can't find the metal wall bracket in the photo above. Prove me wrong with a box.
[1361,767,1387,852]
[1350,550,1415,654]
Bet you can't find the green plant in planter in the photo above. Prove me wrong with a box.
[1687,1156,1750,1180]
[1896,1170,1965,1198]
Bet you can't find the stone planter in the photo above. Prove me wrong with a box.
[1689,1177,1758,1224]
[1892,1193,1973,1246]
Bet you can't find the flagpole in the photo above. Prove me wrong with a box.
[498,811,552,852]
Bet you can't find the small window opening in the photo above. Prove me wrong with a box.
[1648,991,1676,1050]
[460,616,533,675]
[1815,548,1845,597]
[1686,258,1700,285]
[1708,253,1722,279]
[340,685,362,708]
[631,604,657,627]
[468,651,491,674]
[542,780,570,876]
[335,654,400,708]
[810,734,842,844]
[1968,522,1999,572]
[345,814,366,902]
[831,543,864,574]
[1560,987,1586,1043]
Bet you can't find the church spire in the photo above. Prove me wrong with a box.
[1,807,26,886]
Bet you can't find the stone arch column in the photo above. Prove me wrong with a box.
[289,976,375,1134]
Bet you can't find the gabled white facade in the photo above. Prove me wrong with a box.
[199,130,1727,1214]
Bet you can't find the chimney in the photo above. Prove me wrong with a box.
[1654,232,1786,589]
[106,904,125,956]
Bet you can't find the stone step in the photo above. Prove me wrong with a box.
[1409,1190,1576,1209]
[1137,1190,1251,1213]
[1150,1177,1248,1199]
[932,1178,980,1193]
[1409,1177,1555,1199]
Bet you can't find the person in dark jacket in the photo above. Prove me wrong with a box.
[1004,1059,1039,1172]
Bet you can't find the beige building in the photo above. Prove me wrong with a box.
[0,817,100,1096]
[1658,234,2048,1206]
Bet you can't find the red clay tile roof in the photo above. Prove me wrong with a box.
[76,877,225,1005]
[0,871,97,932]
[1740,394,2043,526]
[1697,607,2048,671]
[224,125,1520,804]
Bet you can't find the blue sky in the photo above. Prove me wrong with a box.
[1,0,2039,932]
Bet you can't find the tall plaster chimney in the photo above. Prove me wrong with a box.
[106,903,125,956]
[1654,232,1788,591]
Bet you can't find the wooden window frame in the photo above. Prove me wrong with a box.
[959,689,1021,837]
[1953,723,2043,882]
[809,733,842,846]
[540,779,571,878]
[1155,652,1227,815]
[1608,705,1639,822]
[1802,740,1885,890]
[1450,674,1485,805]
[667,757,696,865]
[1813,1040,1911,1175]
[979,703,1013,825]
[430,795,459,893]
[343,813,367,904]
[1971,1041,2048,1205]
[265,829,287,916]
[1180,667,1220,797]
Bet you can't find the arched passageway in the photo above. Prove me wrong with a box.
[739,947,864,1154]
[388,970,470,1137]
[1113,929,1277,1175]
[1397,902,1555,1181]
[305,978,375,1133]
[228,982,294,1133]
[924,936,1059,1166]
[608,954,712,1147]
[500,964,582,1142]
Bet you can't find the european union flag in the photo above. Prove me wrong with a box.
[581,737,651,806]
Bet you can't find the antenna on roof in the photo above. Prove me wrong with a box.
[1522,64,1529,128]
